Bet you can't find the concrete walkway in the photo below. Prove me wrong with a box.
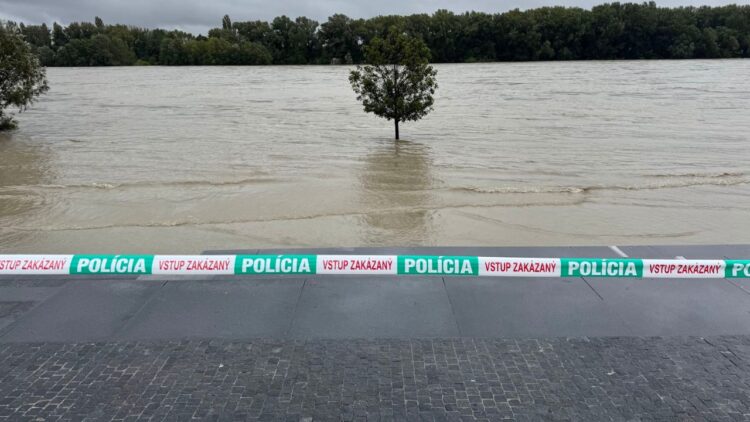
[2,244,750,342]
[2,245,750,420]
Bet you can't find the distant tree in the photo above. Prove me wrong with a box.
[36,46,56,66]
[133,28,168,63]
[699,27,721,58]
[267,15,319,64]
[95,16,104,29]
[427,10,460,62]
[89,34,136,65]
[65,22,98,40]
[20,23,51,49]
[291,16,320,63]
[0,22,49,130]
[222,15,232,31]
[349,28,438,139]
[320,14,362,64]
[234,20,273,44]
[669,34,696,58]
[159,38,189,65]
[54,38,92,66]
[539,40,555,59]
[232,41,273,64]
[52,22,68,49]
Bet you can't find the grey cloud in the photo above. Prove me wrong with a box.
[1,0,748,34]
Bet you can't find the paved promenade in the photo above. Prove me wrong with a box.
[2,337,750,421]
[2,244,750,420]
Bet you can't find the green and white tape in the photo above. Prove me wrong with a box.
[1,255,749,278]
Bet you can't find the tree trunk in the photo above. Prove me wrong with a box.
[393,64,400,140]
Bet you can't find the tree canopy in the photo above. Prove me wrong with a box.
[0,22,49,130]
[7,3,750,66]
[349,28,438,139]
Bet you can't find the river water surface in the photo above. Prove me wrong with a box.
[1,61,749,253]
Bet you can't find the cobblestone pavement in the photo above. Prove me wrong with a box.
[2,336,750,421]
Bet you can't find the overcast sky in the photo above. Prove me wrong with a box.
[1,0,747,35]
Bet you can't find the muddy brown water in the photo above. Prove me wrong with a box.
[1,60,749,253]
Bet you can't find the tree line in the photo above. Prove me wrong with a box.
[10,2,750,66]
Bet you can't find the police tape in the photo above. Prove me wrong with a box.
[0,255,749,278]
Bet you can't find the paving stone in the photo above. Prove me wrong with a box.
[1,337,750,420]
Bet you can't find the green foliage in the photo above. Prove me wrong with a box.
[12,4,750,66]
[157,36,271,65]
[269,16,320,64]
[36,46,56,66]
[0,22,49,130]
[52,22,68,49]
[349,28,438,139]
[20,23,51,49]
[320,14,364,64]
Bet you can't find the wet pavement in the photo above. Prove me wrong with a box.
[1,245,750,420]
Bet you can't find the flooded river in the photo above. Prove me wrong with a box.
[1,60,749,253]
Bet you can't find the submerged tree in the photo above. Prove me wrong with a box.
[0,22,49,130]
[349,28,437,139]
